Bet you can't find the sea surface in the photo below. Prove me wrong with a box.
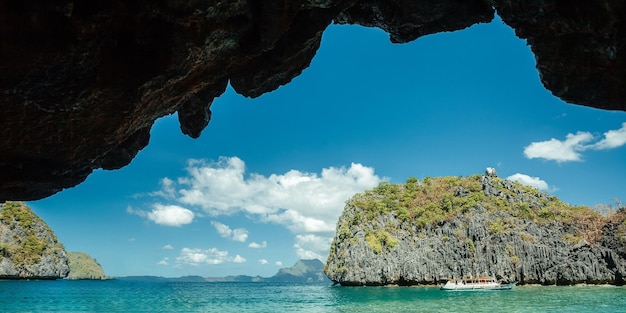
[1,280,625,312]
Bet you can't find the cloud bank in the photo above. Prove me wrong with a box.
[293,234,333,260]
[176,247,246,265]
[523,123,626,163]
[148,156,382,262]
[173,156,382,233]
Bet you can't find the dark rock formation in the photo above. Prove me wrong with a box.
[0,201,69,279]
[2,1,625,201]
[324,175,626,286]
[66,251,109,280]
[494,1,625,110]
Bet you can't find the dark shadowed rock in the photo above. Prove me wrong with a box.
[1,1,626,201]
[324,175,626,286]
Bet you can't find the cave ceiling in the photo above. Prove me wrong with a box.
[1,0,624,201]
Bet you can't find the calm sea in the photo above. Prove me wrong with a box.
[1,280,625,312]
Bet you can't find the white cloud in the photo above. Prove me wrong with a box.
[162,244,174,250]
[233,255,247,263]
[150,177,177,199]
[128,204,195,227]
[232,228,249,242]
[126,205,141,215]
[590,122,626,150]
[158,156,381,234]
[258,259,269,265]
[261,209,333,233]
[275,261,283,267]
[149,156,382,260]
[176,247,242,265]
[147,204,195,227]
[210,221,248,242]
[293,234,333,260]
[248,241,267,249]
[523,132,593,163]
[523,123,626,163]
[211,221,233,238]
[157,257,169,265]
[506,173,549,191]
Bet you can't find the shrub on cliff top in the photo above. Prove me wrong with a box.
[343,175,614,245]
[346,175,485,230]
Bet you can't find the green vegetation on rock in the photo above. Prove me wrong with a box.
[66,252,109,280]
[342,175,607,249]
[1,202,107,280]
[325,174,626,286]
[0,201,64,265]
[0,201,69,279]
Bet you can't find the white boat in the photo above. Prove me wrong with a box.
[439,276,517,291]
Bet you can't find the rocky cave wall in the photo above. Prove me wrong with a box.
[1,0,625,201]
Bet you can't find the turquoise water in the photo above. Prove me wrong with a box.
[1,280,625,312]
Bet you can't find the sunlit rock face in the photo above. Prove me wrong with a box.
[0,202,69,279]
[324,176,626,286]
[1,1,625,201]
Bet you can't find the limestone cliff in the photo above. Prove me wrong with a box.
[66,251,109,280]
[1,1,625,201]
[324,174,626,286]
[0,201,69,279]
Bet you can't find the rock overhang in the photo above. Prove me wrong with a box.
[1,0,624,201]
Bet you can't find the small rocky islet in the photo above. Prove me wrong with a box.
[0,201,107,280]
[324,170,626,286]
[66,251,110,280]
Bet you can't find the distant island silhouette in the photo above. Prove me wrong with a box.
[117,259,330,283]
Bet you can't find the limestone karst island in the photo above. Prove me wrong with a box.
[0,201,108,280]
[324,170,626,286]
[2,171,626,286]
[0,201,327,283]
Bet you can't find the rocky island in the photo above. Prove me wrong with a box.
[0,201,107,280]
[324,171,626,286]
[268,259,330,283]
[0,201,69,279]
[66,252,110,280]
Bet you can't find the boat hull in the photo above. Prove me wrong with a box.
[439,280,518,291]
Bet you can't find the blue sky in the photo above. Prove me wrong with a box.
[29,16,626,278]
